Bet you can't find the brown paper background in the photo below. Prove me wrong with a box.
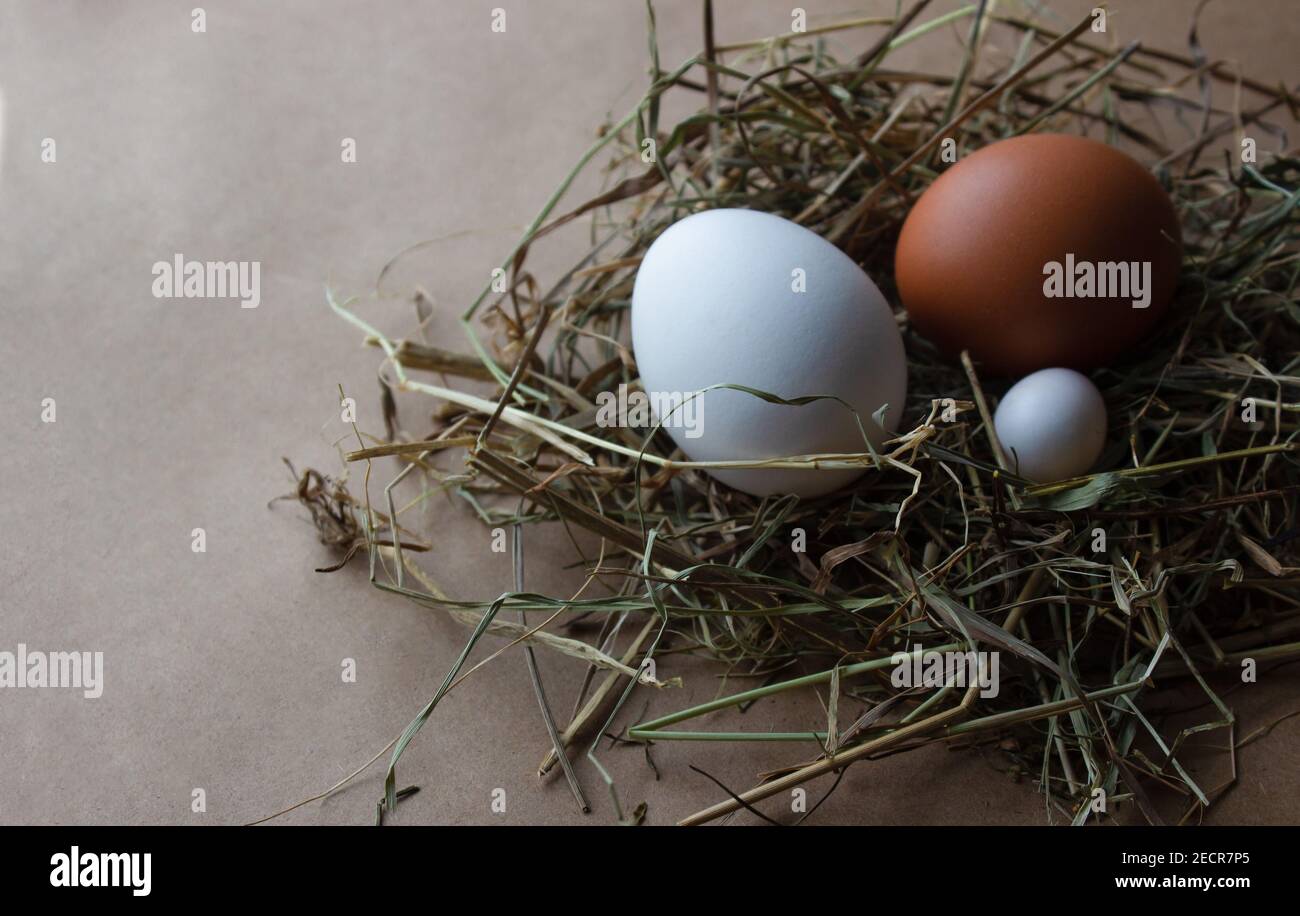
[1,0,1297,826]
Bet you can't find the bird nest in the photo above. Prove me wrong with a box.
[283,2,1300,825]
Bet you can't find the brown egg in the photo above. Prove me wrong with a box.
[894,133,1181,376]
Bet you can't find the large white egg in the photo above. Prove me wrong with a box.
[993,367,1107,482]
[630,209,907,497]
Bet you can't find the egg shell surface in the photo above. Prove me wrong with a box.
[993,367,1107,483]
[895,133,1182,376]
[630,209,907,498]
